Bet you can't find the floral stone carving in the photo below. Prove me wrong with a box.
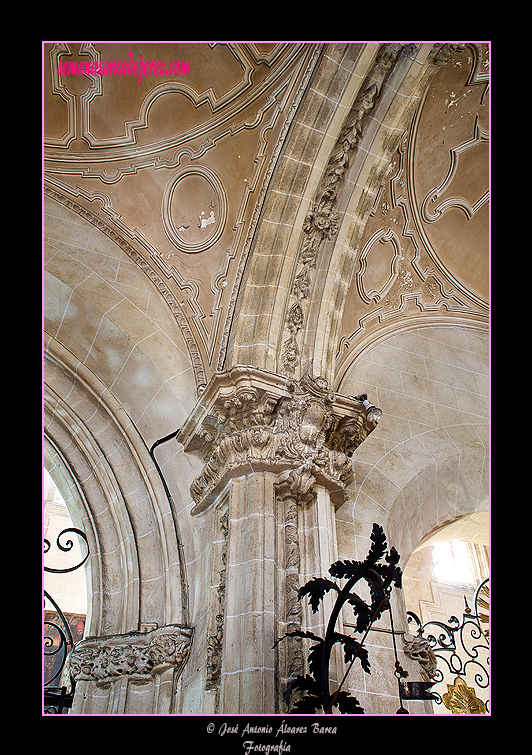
[179,367,379,513]
[69,624,193,687]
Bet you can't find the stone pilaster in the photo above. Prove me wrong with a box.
[179,366,378,712]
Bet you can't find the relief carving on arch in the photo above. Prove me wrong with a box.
[280,44,408,378]
[205,506,229,697]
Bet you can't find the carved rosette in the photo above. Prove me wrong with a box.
[179,367,378,514]
[69,625,193,687]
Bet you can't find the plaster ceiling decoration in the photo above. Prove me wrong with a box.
[43,42,322,389]
[336,43,489,375]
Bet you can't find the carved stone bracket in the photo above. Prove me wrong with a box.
[69,624,193,687]
[179,366,378,514]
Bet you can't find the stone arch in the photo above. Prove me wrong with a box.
[337,423,488,566]
[335,318,488,714]
[43,194,205,711]
[227,43,447,384]
[298,45,442,385]
[44,338,189,635]
[336,321,489,566]
[412,510,489,552]
[43,191,206,596]
[225,43,374,372]
[384,425,488,564]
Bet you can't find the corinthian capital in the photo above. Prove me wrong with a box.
[179,367,379,514]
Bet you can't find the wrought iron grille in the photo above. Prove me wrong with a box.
[44,527,89,714]
[407,578,489,714]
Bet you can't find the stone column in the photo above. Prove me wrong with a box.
[179,366,378,713]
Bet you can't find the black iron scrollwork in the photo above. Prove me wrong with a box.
[406,578,489,712]
[44,527,89,714]
[44,527,89,573]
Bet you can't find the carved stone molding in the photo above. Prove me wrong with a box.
[69,624,193,687]
[280,44,407,378]
[180,366,378,513]
[275,489,304,705]
[205,507,229,694]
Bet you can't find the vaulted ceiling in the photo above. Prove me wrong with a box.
[43,42,489,395]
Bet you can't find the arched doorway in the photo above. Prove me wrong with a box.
[44,338,193,712]
[333,322,488,712]
[402,513,489,713]
[43,192,203,713]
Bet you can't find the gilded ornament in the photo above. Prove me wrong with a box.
[442,676,486,714]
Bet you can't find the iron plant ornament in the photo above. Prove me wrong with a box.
[275,523,402,714]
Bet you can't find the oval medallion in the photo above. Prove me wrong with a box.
[162,165,227,253]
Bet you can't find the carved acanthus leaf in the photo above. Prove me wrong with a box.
[181,369,376,513]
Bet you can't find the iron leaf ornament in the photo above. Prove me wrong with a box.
[275,523,402,714]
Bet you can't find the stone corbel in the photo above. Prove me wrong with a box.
[402,633,438,680]
[68,624,193,688]
[179,366,378,514]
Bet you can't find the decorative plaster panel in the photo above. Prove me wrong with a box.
[336,44,489,377]
[162,164,227,253]
[43,42,322,386]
